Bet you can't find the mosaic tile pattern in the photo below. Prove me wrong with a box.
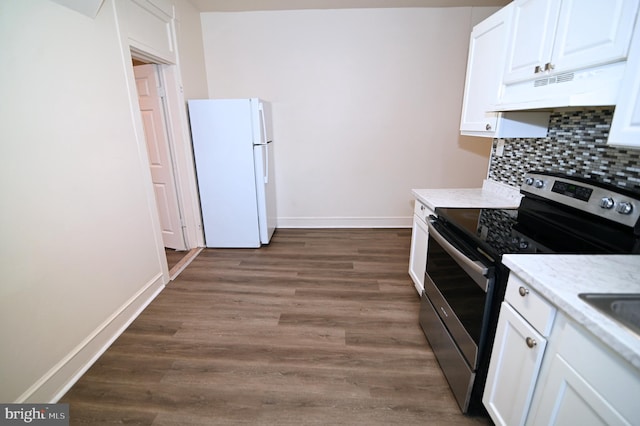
[488,108,640,193]
[478,208,518,255]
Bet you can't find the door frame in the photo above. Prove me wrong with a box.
[129,48,204,252]
[113,0,205,284]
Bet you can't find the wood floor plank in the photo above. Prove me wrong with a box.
[173,323,347,348]
[64,403,157,425]
[164,248,187,271]
[73,352,175,385]
[61,229,490,425]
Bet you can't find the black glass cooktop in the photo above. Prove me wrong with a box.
[434,207,520,259]
[435,201,639,258]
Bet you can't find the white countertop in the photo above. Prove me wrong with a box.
[503,254,640,370]
[411,179,522,211]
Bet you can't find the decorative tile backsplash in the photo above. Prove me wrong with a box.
[488,108,640,192]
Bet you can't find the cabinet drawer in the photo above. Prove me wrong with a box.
[505,273,556,336]
[414,200,434,223]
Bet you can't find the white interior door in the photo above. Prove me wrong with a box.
[134,64,186,250]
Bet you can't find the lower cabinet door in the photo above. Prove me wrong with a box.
[408,214,428,295]
[526,354,628,426]
[526,315,640,426]
[483,302,547,426]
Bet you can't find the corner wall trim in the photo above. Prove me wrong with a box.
[17,273,166,403]
[169,247,203,280]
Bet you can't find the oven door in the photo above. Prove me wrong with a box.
[419,219,495,412]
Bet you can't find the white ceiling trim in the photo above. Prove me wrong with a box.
[50,0,105,18]
[188,0,511,12]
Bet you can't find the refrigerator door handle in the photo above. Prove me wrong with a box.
[264,143,269,184]
[259,103,268,145]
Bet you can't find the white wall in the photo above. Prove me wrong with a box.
[0,0,207,402]
[201,8,495,227]
[174,0,209,100]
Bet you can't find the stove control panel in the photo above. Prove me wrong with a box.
[550,180,593,202]
[521,172,640,228]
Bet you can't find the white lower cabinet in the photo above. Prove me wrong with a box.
[408,200,433,296]
[483,302,547,426]
[485,272,640,425]
[526,314,640,426]
[483,275,555,426]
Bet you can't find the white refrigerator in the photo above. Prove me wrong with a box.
[188,98,277,248]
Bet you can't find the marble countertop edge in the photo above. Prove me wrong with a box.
[411,180,522,211]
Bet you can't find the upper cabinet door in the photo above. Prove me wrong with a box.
[503,0,561,84]
[608,10,640,148]
[503,0,639,85]
[459,5,512,135]
[551,0,639,74]
[460,5,551,138]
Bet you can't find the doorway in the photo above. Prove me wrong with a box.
[131,57,202,279]
[133,60,186,251]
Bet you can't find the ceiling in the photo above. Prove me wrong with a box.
[188,0,512,12]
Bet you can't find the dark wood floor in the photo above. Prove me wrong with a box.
[165,248,187,270]
[62,229,491,425]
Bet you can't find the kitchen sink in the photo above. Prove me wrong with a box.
[578,293,640,336]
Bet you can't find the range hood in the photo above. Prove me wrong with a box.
[491,61,625,112]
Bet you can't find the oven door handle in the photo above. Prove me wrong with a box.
[427,221,491,290]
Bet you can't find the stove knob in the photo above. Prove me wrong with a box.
[534,179,544,189]
[525,177,534,186]
[518,240,529,250]
[599,197,615,209]
[616,202,634,215]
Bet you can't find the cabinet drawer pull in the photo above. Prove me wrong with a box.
[518,286,529,297]
[526,337,537,348]
[486,123,492,131]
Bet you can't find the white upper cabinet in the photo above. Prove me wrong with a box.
[505,0,638,83]
[551,0,637,76]
[460,4,550,138]
[608,10,640,148]
[497,0,640,110]
[503,0,561,84]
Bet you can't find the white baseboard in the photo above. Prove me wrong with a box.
[18,273,166,403]
[277,216,412,228]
